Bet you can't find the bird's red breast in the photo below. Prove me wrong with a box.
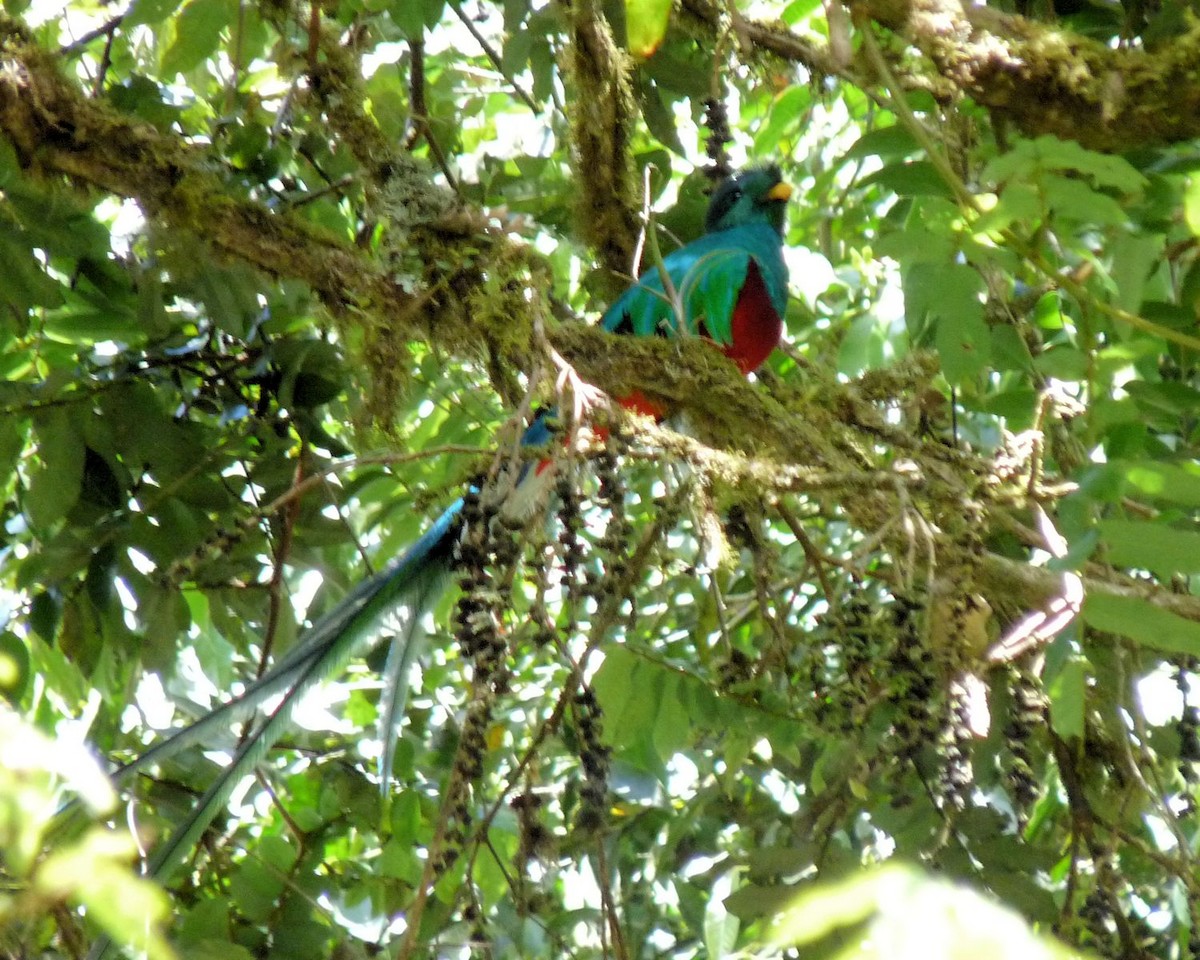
[724,258,783,375]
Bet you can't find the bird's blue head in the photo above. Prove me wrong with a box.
[704,165,792,237]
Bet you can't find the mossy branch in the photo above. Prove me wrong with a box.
[680,0,1200,151]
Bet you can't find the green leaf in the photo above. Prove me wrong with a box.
[1124,381,1200,418]
[44,308,144,346]
[910,263,989,383]
[229,856,285,923]
[754,86,811,155]
[1083,593,1200,655]
[28,589,61,642]
[1098,519,1200,577]
[0,234,67,313]
[162,0,234,77]
[38,831,177,960]
[974,182,1041,235]
[1041,174,1126,226]
[127,0,184,26]
[625,0,672,57]
[990,325,1034,373]
[26,409,85,529]
[842,125,920,163]
[983,135,1146,194]
[704,877,740,959]
[1108,231,1163,313]
[638,78,685,155]
[1118,460,1200,506]
[768,864,1082,958]
[1046,657,1085,740]
[652,673,690,761]
[1185,176,1200,237]
[935,307,990,383]
[861,161,954,199]
[0,632,30,703]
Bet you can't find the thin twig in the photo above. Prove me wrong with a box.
[447,0,539,113]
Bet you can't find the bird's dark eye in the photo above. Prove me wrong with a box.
[728,188,743,201]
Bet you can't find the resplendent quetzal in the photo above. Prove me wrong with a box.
[109,164,792,883]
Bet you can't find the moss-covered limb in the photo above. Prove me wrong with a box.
[681,0,1200,151]
[564,0,640,299]
[976,552,1200,633]
[868,0,1200,152]
[548,326,966,502]
[0,18,397,312]
[0,12,518,428]
[679,0,843,79]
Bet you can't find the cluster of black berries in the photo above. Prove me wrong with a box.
[1004,665,1045,815]
[555,472,587,600]
[838,594,876,709]
[801,593,873,734]
[717,647,755,693]
[573,686,611,833]
[1079,886,1116,957]
[436,699,493,876]
[588,444,631,595]
[512,790,550,867]
[703,97,733,181]
[884,594,941,763]
[460,899,488,956]
[435,777,473,876]
[453,489,511,665]
[937,680,975,812]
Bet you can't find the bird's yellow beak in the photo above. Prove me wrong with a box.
[767,181,793,202]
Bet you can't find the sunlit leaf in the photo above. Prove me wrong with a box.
[1083,593,1200,655]
[625,0,673,57]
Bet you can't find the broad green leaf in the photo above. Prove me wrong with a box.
[1046,656,1085,740]
[754,86,811,155]
[973,182,1041,235]
[768,865,1083,958]
[625,0,672,57]
[38,831,177,960]
[1108,231,1163,313]
[1034,345,1088,379]
[876,226,957,266]
[1083,593,1200,655]
[983,135,1146,194]
[862,160,954,199]
[842,125,920,163]
[638,78,685,154]
[1117,460,1200,506]
[26,409,85,529]
[1032,291,1066,329]
[43,308,144,345]
[935,306,990,383]
[0,234,67,313]
[704,873,740,959]
[909,263,989,383]
[1185,176,1200,237]
[1042,174,1127,226]
[1124,381,1200,418]
[229,857,285,923]
[1098,519,1200,577]
[651,672,690,760]
[0,631,30,703]
[162,0,234,77]
[990,325,1034,373]
[127,0,184,25]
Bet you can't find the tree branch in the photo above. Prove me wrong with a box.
[680,0,1200,151]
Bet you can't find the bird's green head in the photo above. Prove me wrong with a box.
[704,165,792,236]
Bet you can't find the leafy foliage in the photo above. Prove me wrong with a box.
[4,0,1200,958]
